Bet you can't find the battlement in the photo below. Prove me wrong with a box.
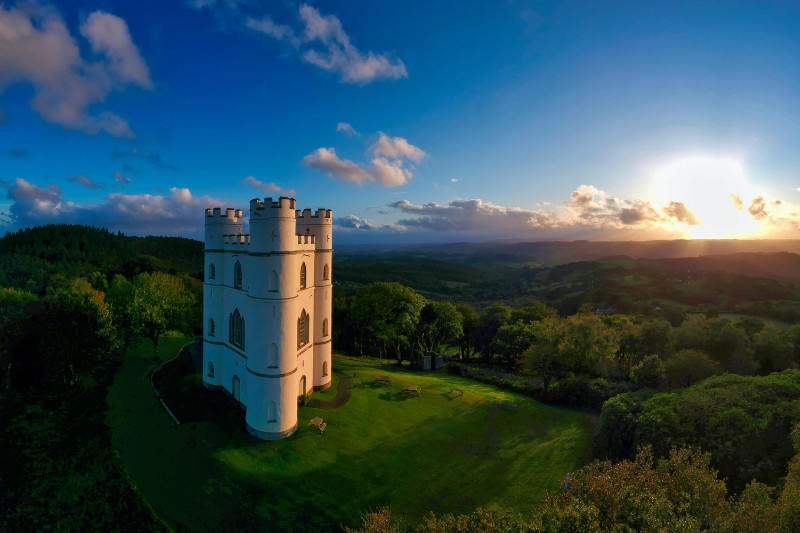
[224,234,251,245]
[205,207,243,222]
[295,208,333,221]
[296,234,316,245]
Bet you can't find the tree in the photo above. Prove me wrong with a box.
[351,282,425,362]
[129,272,194,357]
[36,278,120,387]
[753,325,793,374]
[416,301,463,355]
[664,349,723,390]
[455,303,480,359]
[0,288,37,396]
[493,320,538,366]
[561,313,620,377]
[524,317,566,391]
[662,304,686,327]
[639,319,671,357]
[632,354,665,389]
[474,303,512,358]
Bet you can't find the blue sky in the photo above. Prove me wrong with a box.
[3,0,800,244]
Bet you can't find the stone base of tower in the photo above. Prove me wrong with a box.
[314,380,332,391]
[247,423,298,440]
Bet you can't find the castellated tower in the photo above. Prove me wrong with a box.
[203,197,333,440]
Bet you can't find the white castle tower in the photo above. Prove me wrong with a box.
[202,197,333,439]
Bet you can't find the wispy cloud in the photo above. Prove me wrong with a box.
[336,122,360,137]
[67,174,103,189]
[193,2,407,84]
[240,176,296,197]
[0,3,152,137]
[113,170,131,184]
[111,148,178,170]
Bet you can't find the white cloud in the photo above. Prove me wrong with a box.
[303,147,417,187]
[1,178,224,237]
[450,178,458,183]
[0,3,151,137]
[80,11,153,90]
[336,122,359,137]
[240,3,406,84]
[240,176,296,197]
[304,130,424,188]
[67,174,103,189]
[386,186,707,238]
[302,147,373,185]
[371,132,425,162]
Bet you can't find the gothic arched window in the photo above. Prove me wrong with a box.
[229,308,245,349]
[209,263,216,280]
[268,343,278,367]
[268,401,277,422]
[234,261,242,289]
[322,361,328,377]
[323,263,329,281]
[297,309,309,348]
[268,270,278,292]
[322,318,328,337]
[300,262,307,289]
[207,361,215,377]
[208,318,215,337]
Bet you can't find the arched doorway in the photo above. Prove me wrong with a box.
[299,375,306,397]
[232,375,241,402]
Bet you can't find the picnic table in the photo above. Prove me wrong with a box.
[308,417,323,428]
[403,384,421,395]
[376,375,392,385]
[449,387,464,396]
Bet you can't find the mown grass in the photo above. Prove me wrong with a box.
[107,337,593,532]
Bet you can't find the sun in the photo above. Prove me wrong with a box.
[652,157,762,239]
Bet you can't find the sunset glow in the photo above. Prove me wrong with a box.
[653,157,762,239]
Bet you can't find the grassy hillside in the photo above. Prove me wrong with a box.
[107,340,593,531]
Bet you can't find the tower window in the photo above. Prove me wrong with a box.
[322,318,328,337]
[229,308,245,349]
[323,263,329,281]
[209,264,216,280]
[300,262,306,289]
[208,318,215,337]
[269,270,278,292]
[297,309,309,348]
[322,361,328,377]
[234,261,242,289]
[207,361,215,377]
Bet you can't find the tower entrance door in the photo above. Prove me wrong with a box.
[232,375,241,402]
[299,375,307,397]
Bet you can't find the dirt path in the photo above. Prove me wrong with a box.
[307,370,352,409]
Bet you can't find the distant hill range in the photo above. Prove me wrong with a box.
[421,239,800,266]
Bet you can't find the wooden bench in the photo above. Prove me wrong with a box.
[404,384,420,395]
[376,375,392,386]
[308,417,323,428]
[449,387,464,396]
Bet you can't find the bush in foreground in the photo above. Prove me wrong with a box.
[345,445,800,533]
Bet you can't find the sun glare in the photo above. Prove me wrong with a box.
[653,157,762,239]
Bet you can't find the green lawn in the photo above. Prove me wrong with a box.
[107,336,593,532]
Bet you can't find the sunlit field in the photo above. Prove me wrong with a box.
[107,336,592,531]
